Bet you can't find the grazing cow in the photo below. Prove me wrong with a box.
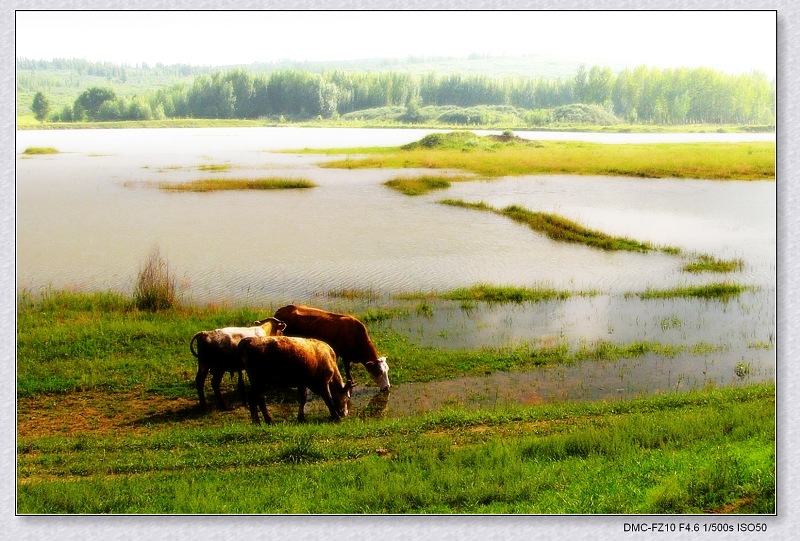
[238,335,353,424]
[190,317,286,410]
[273,305,390,390]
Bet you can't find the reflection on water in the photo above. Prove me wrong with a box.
[16,127,776,413]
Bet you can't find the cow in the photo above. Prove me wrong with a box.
[238,335,353,424]
[190,317,286,410]
[273,304,390,391]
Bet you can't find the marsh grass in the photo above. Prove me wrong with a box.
[440,199,670,253]
[159,177,316,192]
[133,246,177,311]
[197,163,232,172]
[314,133,775,181]
[398,284,584,303]
[633,282,751,301]
[22,146,59,154]
[384,175,469,196]
[319,288,381,301]
[683,254,745,273]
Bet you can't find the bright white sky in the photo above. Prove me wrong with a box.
[15,10,776,76]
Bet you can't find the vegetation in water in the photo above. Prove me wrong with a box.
[21,146,59,154]
[682,254,745,273]
[158,177,317,192]
[317,133,774,181]
[396,284,592,303]
[383,175,470,196]
[439,199,671,253]
[631,282,752,301]
[196,163,232,172]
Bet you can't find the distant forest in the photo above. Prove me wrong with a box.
[17,57,775,126]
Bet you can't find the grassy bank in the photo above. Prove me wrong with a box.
[310,132,774,181]
[17,383,774,514]
[17,289,752,397]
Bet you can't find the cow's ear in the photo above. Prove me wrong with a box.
[364,360,375,367]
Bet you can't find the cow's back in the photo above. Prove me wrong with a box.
[275,305,377,362]
[240,335,338,386]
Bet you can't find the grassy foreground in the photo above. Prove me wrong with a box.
[17,383,774,514]
[309,131,775,181]
[16,290,774,514]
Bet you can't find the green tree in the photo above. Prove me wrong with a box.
[31,91,50,122]
[74,87,116,120]
[317,79,340,118]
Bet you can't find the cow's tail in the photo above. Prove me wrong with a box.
[189,332,203,358]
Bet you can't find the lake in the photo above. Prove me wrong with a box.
[15,127,776,407]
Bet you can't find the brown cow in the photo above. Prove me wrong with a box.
[274,305,390,390]
[238,335,352,424]
[190,317,286,410]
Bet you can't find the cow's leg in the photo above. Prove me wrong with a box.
[318,384,340,421]
[210,369,228,410]
[297,387,308,422]
[247,387,261,425]
[259,396,272,424]
[248,387,272,424]
[195,363,209,409]
[235,371,247,407]
[343,359,354,385]
[247,384,272,424]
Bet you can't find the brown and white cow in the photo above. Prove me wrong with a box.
[238,335,353,424]
[190,317,286,410]
[274,304,390,390]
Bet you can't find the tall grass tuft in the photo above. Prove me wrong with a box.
[133,246,177,311]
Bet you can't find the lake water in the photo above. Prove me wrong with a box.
[15,127,776,410]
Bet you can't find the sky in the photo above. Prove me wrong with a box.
[15,10,777,76]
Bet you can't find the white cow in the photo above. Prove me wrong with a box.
[190,317,286,410]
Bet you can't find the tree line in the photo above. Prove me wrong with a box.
[30,64,775,126]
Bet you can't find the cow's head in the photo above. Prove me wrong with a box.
[364,357,390,391]
[254,317,287,336]
[331,381,354,419]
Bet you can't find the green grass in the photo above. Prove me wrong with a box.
[311,132,774,181]
[196,163,232,172]
[17,289,742,396]
[440,199,672,253]
[17,383,775,514]
[22,146,59,154]
[132,246,177,311]
[16,290,775,513]
[158,177,317,192]
[384,175,470,196]
[683,254,745,273]
[397,284,586,303]
[632,282,752,301]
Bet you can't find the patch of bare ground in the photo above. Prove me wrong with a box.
[16,390,248,439]
[707,496,756,514]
